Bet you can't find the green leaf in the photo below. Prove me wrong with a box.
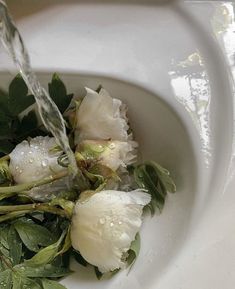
[94,267,103,280]
[0,89,9,112]
[8,226,22,265]
[14,221,55,252]
[15,111,38,139]
[73,250,87,267]
[0,121,11,139]
[12,272,42,289]
[56,227,71,256]
[41,279,67,289]
[48,74,72,113]
[15,263,71,278]
[0,140,14,154]
[126,233,140,269]
[25,231,66,266]
[0,269,12,289]
[8,75,35,116]
[0,226,10,250]
[150,162,176,193]
[134,161,176,214]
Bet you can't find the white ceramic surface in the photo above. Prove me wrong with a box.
[0,1,235,289]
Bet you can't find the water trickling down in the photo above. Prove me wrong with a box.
[0,1,78,175]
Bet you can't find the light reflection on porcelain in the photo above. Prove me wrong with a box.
[169,52,211,165]
[211,2,235,184]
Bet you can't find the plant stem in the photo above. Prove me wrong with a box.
[0,170,68,194]
[0,254,13,271]
[0,203,71,219]
[0,210,29,223]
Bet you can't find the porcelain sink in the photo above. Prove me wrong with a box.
[0,1,235,289]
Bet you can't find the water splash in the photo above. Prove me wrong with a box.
[0,1,77,175]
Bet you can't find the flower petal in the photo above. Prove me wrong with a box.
[75,88,129,144]
[78,140,138,171]
[9,136,63,184]
[71,189,151,273]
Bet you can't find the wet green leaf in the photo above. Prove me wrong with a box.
[12,272,42,289]
[15,263,71,278]
[14,221,56,252]
[25,231,66,266]
[8,226,22,265]
[0,269,12,289]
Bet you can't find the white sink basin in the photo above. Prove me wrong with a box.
[0,1,234,288]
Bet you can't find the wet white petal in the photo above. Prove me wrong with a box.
[75,88,129,144]
[9,136,63,184]
[78,140,138,171]
[71,189,151,273]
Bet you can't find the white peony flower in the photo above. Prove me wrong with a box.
[71,189,151,273]
[9,136,63,184]
[78,140,138,171]
[74,88,129,144]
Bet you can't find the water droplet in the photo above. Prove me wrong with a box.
[99,218,105,225]
[118,221,122,225]
[110,222,114,227]
[19,169,23,174]
[29,159,33,163]
[109,142,116,149]
[20,151,25,155]
[41,159,48,167]
[15,166,19,170]
[29,151,33,154]
[34,145,39,149]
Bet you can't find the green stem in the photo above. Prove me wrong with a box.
[0,170,68,194]
[0,254,13,271]
[0,203,71,219]
[0,210,29,223]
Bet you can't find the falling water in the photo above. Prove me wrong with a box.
[0,1,78,175]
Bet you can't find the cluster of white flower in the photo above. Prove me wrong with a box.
[75,87,138,171]
[8,87,150,273]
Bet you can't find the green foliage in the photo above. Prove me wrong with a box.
[134,161,176,214]
[8,75,35,116]
[48,74,73,114]
[126,233,140,269]
[14,221,56,252]
[0,75,42,155]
